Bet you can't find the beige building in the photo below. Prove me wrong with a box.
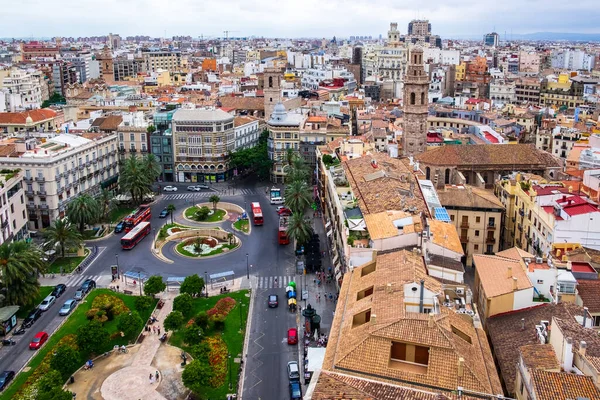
[437,185,505,266]
[267,103,306,183]
[0,132,119,229]
[172,108,235,183]
[117,112,149,158]
[0,169,28,243]
[142,50,184,73]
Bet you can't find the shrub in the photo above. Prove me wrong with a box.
[194,311,210,329]
[164,310,185,331]
[173,293,193,318]
[182,324,204,345]
[91,294,130,317]
[212,314,226,331]
[189,341,211,360]
[76,320,109,356]
[117,311,144,341]
[134,295,154,310]
[206,297,236,320]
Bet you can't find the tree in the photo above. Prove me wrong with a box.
[182,325,204,345]
[141,154,161,187]
[164,310,185,331]
[173,293,193,318]
[195,206,211,221]
[284,180,312,214]
[286,213,313,246]
[117,311,144,340]
[67,193,99,233]
[37,387,74,400]
[182,359,214,395]
[50,345,81,380]
[76,320,109,356]
[167,204,176,224]
[41,92,66,108]
[0,241,46,306]
[180,274,205,297]
[227,232,234,245]
[134,295,154,310]
[146,125,156,134]
[143,275,166,297]
[36,369,63,393]
[208,194,220,211]
[119,156,149,205]
[286,156,310,183]
[97,189,117,224]
[228,130,272,180]
[43,219,82,258]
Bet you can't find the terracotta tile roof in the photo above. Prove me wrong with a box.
[415,144,561,168]
[531,370,600,400]
[575,280,600,313]
[343,153,428,216]
[0,144,17,157]
[363,211,413,240]
[473,254,532,298]
[97,115,123,131]
[323,250,502,396]
[218,96,264,111]
[438,186,504,210]
[0,109,57,125]
[307,116,327,123]
[495,247,535,261]
[553,316,600,359]
[486,302,584,396]
[518,344,559,371]
[428,219,464,256]
[233,115,258,127]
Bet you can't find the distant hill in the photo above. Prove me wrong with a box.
[511,32,600,42]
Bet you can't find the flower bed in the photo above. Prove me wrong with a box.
[206,297,236,320]
[177,237,237,257]
[206,336,228,388]
[91,294,130,316]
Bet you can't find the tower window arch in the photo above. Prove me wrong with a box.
[268,77,273,88]
[410,92,416,105]
[425,167,431,180]
[421,93,425,105]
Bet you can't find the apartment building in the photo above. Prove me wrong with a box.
[172,108,235,183]
[518,51,540,75]
[117,111,149,157]
[142,50,183,72]
[515,78,541,104]
[20,41,59,61]
[0,170,28,244]
[267,103,306,183]
[233,116,260,150]
[113,57,144,81]
[1,68,47,111]
[0,109,60,134]
[0,133,119,229]
[151,109,175,182]
[490,80,516,103]
[437,185,504,266]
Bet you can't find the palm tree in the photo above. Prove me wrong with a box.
[167,204,176,224]
[119,156,147,204]
[141,154,161,186]
[285,156,310,184]
[0,241,46,306]
[284,181,312,214]
[286,213,313,246]
[43,219,83,258]
[209,195,220,211]
[67,194,99,233]
[98,189,117,224]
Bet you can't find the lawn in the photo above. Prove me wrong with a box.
[47,249,90,274]
[233,219,249,233]
[184,206,226,222]
[109,206,135,223]
[0,289,157,400]
[176,240,237,257]
[16,286,54,319]
[169,290,250,399]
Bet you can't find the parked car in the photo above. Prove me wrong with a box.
[268,294,279,308]
[23,308,42,328]
[287,361,300,381]
[277,207,292,216]
[289,381,302,399]
[51,284,66,298]
[114,221,125,233]
[0,370,15,392]
[186,185,200,191]
[287,328,298,345]
[38,295,56,312]
[163,186,177,192]
[80,279,96,294]
[29,331,48,350]
[196,184,209,189]
[59,299,77,316]
[74,290,84,301]
[159,208,169,218]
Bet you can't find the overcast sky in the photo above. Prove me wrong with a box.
[3,0,599,39]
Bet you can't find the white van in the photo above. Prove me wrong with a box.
[270,197,284,205]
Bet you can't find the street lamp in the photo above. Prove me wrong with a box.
[228,352,232,390]
[138,271,142,296]
[204,271,208,297]
[115,254,120,280]
[246,253,249,279]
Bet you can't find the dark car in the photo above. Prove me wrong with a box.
[80,279,96,294]
[114,221,125,233]
[289,381,302,399]
[22,308,42,328]
[159,208,169,218]
[51,284,66,298]
[268,294,279,308]
[0,370,15,392]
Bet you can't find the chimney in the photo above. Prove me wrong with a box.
[457,357,465,377]
[521,318,525,331]
[428,313,434,328]
[580,341,587,358]
[507,266,512,278]
[512,277,518,291]
[583,307,589,327]
[419,279,425,313]
[563,337,574,372]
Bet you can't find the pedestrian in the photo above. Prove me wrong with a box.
[155,371,159,381]
[329,293,333,301]
[149,373,153,384]
[157,327,161,335]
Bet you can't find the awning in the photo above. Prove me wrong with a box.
[335,270,342,282]
[326,229,333,237]
[101,175,119,189]
[325,220,331,229]
[332,254,339,265]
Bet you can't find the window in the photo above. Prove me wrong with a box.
[474,244,479,250]
[475,230,480,237]
[486,244,494,254]
[476,216,481,223]
[537,279,544,284]
[352,309,371,328]
[489,217,495,227]
[390,341,430,367]
[410,92,416,105]
[361,262,376,277]
[450,215,455,221]
[357,286,374,300]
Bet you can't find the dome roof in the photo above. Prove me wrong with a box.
[25,115,34,124]
[273,102,286,114]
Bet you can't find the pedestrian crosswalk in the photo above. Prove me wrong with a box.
[257,275,297,290]
[63,274,107,288]
[163,188,256,200]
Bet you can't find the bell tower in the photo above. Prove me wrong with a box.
[97,46,114,83]
[402,47,429,157]
[263,67,282,120]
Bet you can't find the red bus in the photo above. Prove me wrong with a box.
[124,205,151,232]
[251,202,263,226]
[121,222,151,250]
[278,216,290,245]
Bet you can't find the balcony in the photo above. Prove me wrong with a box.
[37,190,46,196]
[57,186,64,194]
[141,148,148,153]
[35,176,45,182]
[487,224,496,230]
[86,161,92,168]
[130,148,137,153]
[519,209,525,217]
[119,148,126,154]
[65,183,72,190]
[1,220,8,229]
[486,236,495,244]
[78,164,85,170]
[460,236,469,243]
[24,176,33,183]
[39,204,49,210]
[26,203,36,210]
[518,224,523,231]
[460,222,469,228]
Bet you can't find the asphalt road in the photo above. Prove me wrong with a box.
[1,179,299,400]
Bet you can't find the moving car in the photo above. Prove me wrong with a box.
[29,331,48,350]
[0,370,15,392]
[163,186,177,192]
[287,328,298,345]
[51,284,66,298]
[196,184,209,189]
[38,295,56,312]
[159,208,169,218]
[277,207,292,216]
[59,299,77,316]
[289,381,302,399]
[23,308,42,328]
[268,294,279,308]
[80,279,96,294]
[187,185,200,191]
[74,290,85,301]
[114,221,125,233]
[287,361,300,381]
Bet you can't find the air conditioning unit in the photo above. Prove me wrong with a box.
[456,288,465,295]
[536,257,543,264]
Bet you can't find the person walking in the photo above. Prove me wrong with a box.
[157,327,161,335]
[149,373,153,384]
[155,371,159,381]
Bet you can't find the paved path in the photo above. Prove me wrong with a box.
[100,292,175,400]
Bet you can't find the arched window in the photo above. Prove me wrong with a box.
[413,55,417,64]
[445,169,451,184]
[268,77,273,88]
[421,93,425,105]
[425,167,431,180]
[410,92,416,105]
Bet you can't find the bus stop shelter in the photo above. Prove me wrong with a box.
[123,271,148,285]
[209,271,235,289]
[166,277,186,291]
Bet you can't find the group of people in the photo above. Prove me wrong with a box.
[149,371,160,384]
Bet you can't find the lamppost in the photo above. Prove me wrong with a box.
[138,271,143,296]
[153,228,157,249]
[246,253,249,279]
[228,352,232,390]
[204,271,208,297]
[115,254,120,280]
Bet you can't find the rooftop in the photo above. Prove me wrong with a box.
[438,186,504,210]
[0,109,58,125]
[518,344,559,371]
[428,219,464,255]
[172,108,234,123]
[473,253,532,298]
[531,370,600,400]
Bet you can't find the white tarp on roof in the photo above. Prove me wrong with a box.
[306,347,326,372]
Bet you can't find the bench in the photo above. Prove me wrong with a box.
[123,290,133,295]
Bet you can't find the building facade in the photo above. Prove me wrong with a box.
[402,47,429,157]
[233,116,261,150]
[267,103,305,183]
[1,68,46,111]
[0,170,29,244]
[142,50,183,72]
[151,110,175,182]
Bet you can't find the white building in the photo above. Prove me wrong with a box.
[490,80,516,103]
[233,115,261,150]
[0,132,119,230]
[1,68,46,111]
[423,48,460,65]
[0,170,29,243]
[551,49,596,72]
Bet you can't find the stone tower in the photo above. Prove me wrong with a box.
[97,46,114,83]
[402,47,429,157]
[263,67,282,120]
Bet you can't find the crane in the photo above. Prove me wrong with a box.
[223,30,240,40]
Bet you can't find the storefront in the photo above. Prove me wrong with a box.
[0,306,20,336]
